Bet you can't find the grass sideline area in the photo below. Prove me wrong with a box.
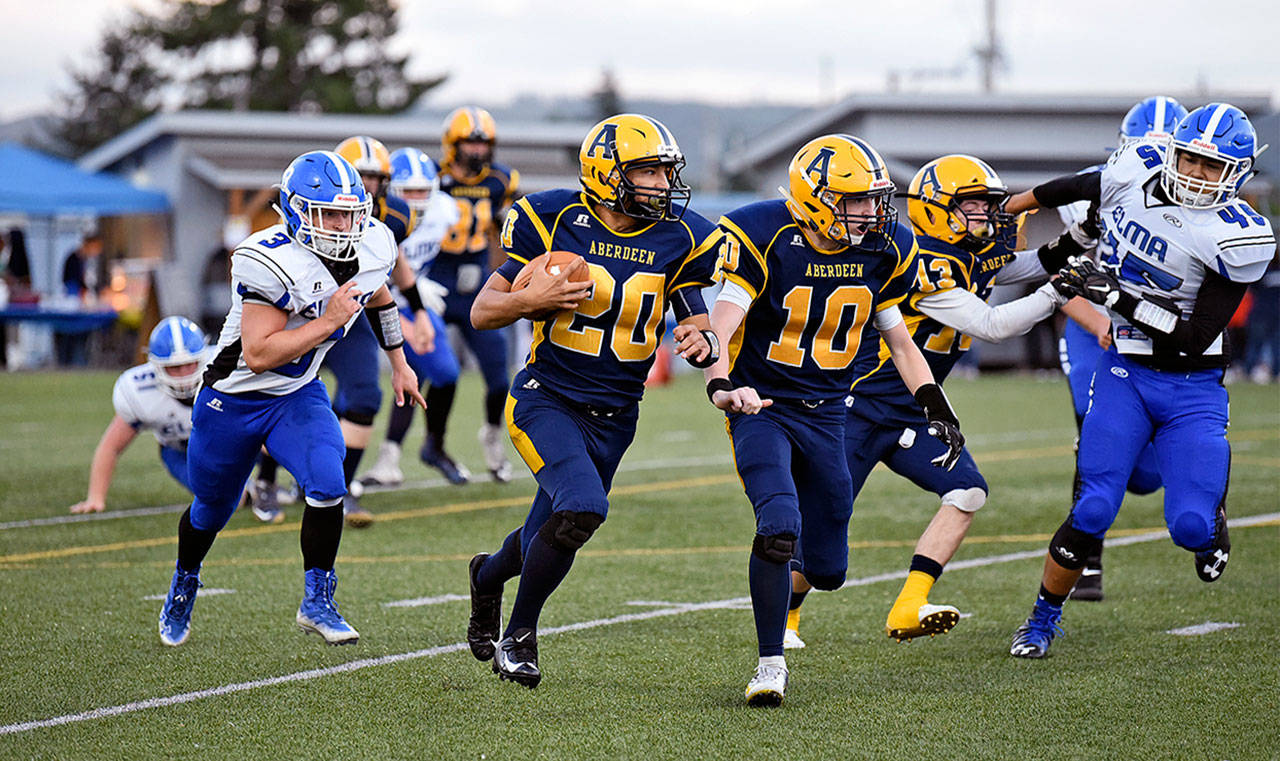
[0,368,1276,759]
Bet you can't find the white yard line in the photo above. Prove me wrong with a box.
[3,510,1273,737]
[1166,622,1242,636]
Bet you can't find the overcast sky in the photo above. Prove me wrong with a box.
[4,0,1277,122]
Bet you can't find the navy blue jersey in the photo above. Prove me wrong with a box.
[494,188,720,408]
[433,160,519,262]
[719,200,916,402]
[374,195,415,246]
[849,234,1017,423]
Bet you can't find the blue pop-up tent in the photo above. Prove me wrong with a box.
[0,142,169,297]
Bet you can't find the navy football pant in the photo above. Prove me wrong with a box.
[324,316,382,424]
[444,292,509,393]
[399,307,460,387]
[1071,352,1228,551]
[187,380,346,532]
[1061,319,1162,495]
[844,411,988,504]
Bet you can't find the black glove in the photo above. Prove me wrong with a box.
[913,383,965,471]
[1056,257,1123,308]
[687,329,720,369]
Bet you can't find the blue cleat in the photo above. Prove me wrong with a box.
[158,564,201,646]
[296,568,359,645]
[420,437,470,485]
[1010,598,1064,659]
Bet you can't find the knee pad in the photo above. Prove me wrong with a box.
[751,533,796,565]
[1049,520,1103,570]
[1170,512,1214,552]
[941,486,987,513]
[805,571,846,591]
[538,510,604,553]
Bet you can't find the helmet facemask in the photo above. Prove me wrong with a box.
[152,359,203,400]
[1161,141,1248,209]
[827,188,896,248]
[613,154,691,223]
[288,193,371,262]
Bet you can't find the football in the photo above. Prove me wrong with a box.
[510,251,593,319]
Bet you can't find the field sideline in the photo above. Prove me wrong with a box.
[0,369,1276,759]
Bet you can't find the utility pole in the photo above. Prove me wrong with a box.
[975,0,1002,93]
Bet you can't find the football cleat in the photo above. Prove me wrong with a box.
[1195,547,1229,582]
[1068,567,1104,601]
[886,602,960,642]
[478,424,514,483]
[783,628,806,650]
[492,627,540,688]
[359,441,404,488]
[1010,599,1064,659]
[342,493,374,529]
[158,564,201,646]
[467,553,502,661]
[421,437,471,485]
[296,568,359,645]
[745,658,788,707]
[248,478,284,524]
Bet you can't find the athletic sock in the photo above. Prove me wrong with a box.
[342,446,363,489]
[300,505,343,571]
[749,554,791,657]
[384,402,415,446]
[176,507,218,573]
[786,588,808,631]
[504,532,576,635]
[1038,584,1068,608]
[476,527,525,594]
[425,384,457,440]
[257,454,279,484]
[484,389,506,426]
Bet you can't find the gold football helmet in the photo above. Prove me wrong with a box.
[442,106,497,173]
[782,134,896,247]
[906,154,1011,248]
[579,113,691,222]
[335,136,392,197]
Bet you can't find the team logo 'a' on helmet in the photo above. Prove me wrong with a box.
[442,107,497,171]
[579,113,691,222]
[782,134,896,248]
[147,315,206,400]
[906,154,1011,248]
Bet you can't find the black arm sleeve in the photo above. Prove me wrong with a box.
[1032,172,1102,209]
[1113,270,1247,358]
[669,285,708,321]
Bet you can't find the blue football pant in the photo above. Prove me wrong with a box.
[1071,352,1229,552]
[324,316,382,424]
[1061,319,1161,495]
[187,380,347,532]
[159,444,192,492]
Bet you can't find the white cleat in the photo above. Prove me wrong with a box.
[360,441,404,488]
[745,657,788,707]
[783,628,806,650]
[478,424,513,482]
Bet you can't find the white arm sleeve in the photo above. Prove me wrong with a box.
[917,284,1064,343]
[874,304,903,331]
[715,279,754,312]
[993,248,1051,285]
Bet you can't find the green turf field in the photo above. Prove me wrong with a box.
[0,368,1276,760]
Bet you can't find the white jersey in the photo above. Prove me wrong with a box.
[206,220,398,395]
[1096,142,1274,357]
[400,193,460,275]
[112,364,193,450]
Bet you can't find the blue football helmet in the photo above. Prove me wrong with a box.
[1161,103,1260,209]
[278,151,371,261]
[1118,95,1188,148]
[388,147,440,217]
[147,316,206,400]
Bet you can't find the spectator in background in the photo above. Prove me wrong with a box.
[55,233,107,366]
[2,228,32,295]
[1241,254,1280,383]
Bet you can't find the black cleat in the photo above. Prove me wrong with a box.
[1068,567,1104,601]
[467,553,501,661]
[1195,510,1230,582]
[492,627,541,688]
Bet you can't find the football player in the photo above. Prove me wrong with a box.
[704,135,966,706]
[1055,95,1187,601]
[70,316,207,514]
[465,114,720,688]
[1006,104,1274,658]
[424,107,521,484]
[361,147,463,487]
[783,155,1089,649]
[156,150,425,647]
[250,136,434,527]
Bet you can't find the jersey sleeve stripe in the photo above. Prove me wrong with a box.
[1218,236,1274,250]
[721,271,759,302]
[668,227,722,293]
[234,251,293,289]
[516,196,553,251]
[718,217,766,270]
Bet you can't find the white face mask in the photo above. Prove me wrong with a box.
[292,196,371,261]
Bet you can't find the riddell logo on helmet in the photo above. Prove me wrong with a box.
[1189,139,1218,152]
[334,194,360,203]
[870,178,893,190]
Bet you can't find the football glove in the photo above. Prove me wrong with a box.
[687,329,720,369]
[1056,257,1122,308]
[913,383,965,471]
[416,277,449,315]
